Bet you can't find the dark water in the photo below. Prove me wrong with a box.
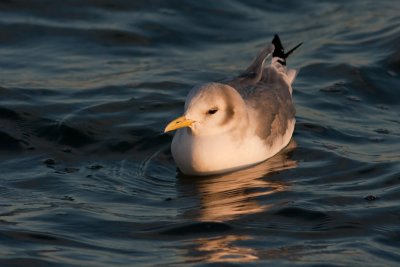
[1,0,399,266]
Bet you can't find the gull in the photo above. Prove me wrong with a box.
[164,35,302,176]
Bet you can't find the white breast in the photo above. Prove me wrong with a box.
[171,119,295,176]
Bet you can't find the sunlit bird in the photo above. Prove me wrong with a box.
[165,35,302,176]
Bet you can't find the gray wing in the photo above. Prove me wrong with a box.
[223,37,299,146]
[244,76,295,146]
[226,64,295,147]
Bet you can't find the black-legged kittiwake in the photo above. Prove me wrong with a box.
[164,35,302,176]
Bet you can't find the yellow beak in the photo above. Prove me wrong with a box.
[164,116,195,133]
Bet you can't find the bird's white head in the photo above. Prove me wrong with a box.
[164,82,247,136]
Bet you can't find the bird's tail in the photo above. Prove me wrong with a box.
[272,34,303,66]
[272,34,302,86]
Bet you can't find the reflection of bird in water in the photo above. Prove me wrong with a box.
[178,140,297,263]
[189,235,258,263]
[190,139,297,222]
[165,35,302,176]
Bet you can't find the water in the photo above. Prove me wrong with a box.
[0,0,399,266]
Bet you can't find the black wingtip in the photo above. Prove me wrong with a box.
[285,42,303,58]
[272,34,303,65]
[272,34,285,59]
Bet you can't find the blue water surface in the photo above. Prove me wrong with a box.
[0,0,399,266]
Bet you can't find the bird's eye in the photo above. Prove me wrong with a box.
[207,108,218,115]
